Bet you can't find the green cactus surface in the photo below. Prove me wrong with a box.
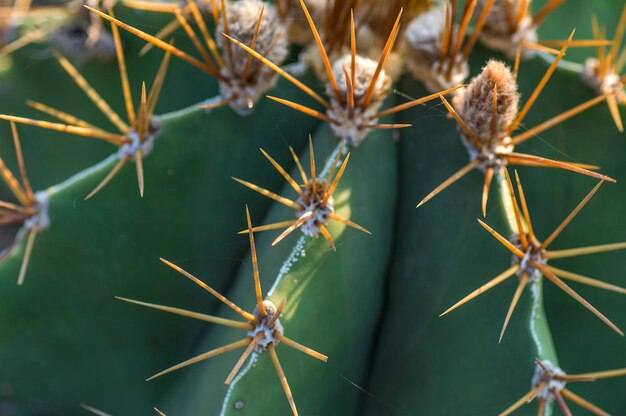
[1,1,626,416]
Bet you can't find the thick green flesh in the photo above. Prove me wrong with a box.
[1,2,626,415]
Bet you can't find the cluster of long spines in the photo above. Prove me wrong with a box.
[225,0,467,146]
[441,171,626,342]
[403,0,495,91]
[93,0,288,113]
[0,10,172,199]
[116,207,327,415]
[233,138,370,251]
[500,359,626,415]
[417,32,619,217]
[580,3,626,133]
[0,121,40,285]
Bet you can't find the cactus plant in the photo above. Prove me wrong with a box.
[1,1,626,415]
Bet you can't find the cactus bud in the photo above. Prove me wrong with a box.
[403,5,470,91]
[327,54,392,146]
[216,0,288,115]
[582,58,626,103]
[456,60,519,147]
[476,0,538,58]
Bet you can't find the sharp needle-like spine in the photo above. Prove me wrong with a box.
[160,258,256,322]
[85,155,130,201]
[499,272,528,342]
[417,159,480,208]
[537,263,623,335]
[246,206,267,316]
[268,344,299,416]
[115,297,252,329]
[540,180,605,250]
[509,30,575,135]
[440,265,519,317]
[224,332,263,386]
[147,338,250,381]
[272,211,314,246]
[17,224,37,286]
